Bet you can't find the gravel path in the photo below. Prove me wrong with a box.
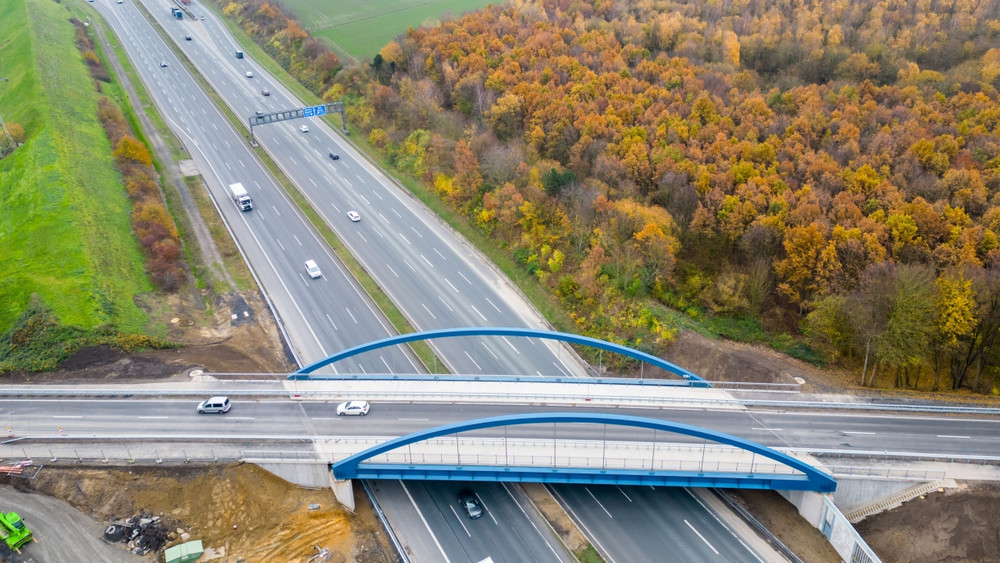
[0,487,142,563]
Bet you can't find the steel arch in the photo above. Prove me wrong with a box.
[330,412,836,492]
[293,327,709,386]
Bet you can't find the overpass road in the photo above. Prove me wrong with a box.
[5,398,1000,458]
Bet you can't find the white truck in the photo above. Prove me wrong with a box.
[228,182,252,211]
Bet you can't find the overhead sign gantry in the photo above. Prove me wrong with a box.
[248,101,347,144]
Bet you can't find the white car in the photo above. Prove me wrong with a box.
[197,396,231,414]
[347,210,361,222]
[299,125,309,133]
[336,401,370,416]
[304,259,321,279]
[245,71,254,78]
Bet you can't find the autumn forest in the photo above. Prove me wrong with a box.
[222,0,1000,393]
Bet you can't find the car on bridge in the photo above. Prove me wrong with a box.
[196,396,231,414]
[336,401,369,416]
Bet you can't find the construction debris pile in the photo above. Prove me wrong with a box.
[103,513,169,555]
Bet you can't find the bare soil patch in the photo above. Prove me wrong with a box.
[855,481,1000,563]
[6,464,394,562]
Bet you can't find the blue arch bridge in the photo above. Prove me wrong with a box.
[325,412,835,509]
[291,328,833,508]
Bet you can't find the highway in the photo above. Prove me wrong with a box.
[135,0,588,380]
[92,0,418,373]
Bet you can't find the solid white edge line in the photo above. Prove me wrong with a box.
[400,481,451,562]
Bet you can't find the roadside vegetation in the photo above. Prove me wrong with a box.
[0,0,176,372]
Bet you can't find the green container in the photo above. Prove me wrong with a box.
[164,540,203,563]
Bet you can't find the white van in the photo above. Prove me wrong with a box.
[197,396,231,414]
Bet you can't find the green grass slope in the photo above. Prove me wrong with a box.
[0,0,151,336]
[282,0,493,60]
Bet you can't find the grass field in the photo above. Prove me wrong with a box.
[0,0,151,335]
[279,0,493,61]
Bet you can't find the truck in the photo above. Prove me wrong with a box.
[171,6,182,19]
[180,0,191,4]
[0,511,33,551]
[228,182,253,211]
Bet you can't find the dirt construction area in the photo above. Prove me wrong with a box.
[2,287,1000,561]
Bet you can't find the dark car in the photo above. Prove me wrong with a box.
[329,152,339,160]
[261,89,270,96]
[185,34,192,41]
[458,489,483,519]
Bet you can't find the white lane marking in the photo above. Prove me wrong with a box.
[483,344,498,361]
[392,208,402,218]
[271,204,281,216]
[501,483,563,561]
[293,234,302,246]
[437,296,454,312]
[420,254,434,268]
[470,304,487,322]
[343,178,352,188]
[751,427,783,432]
[411,226,423,239]
[360,194,370,205]
[53,416,82,419]
[485,297,502,313]
[433,248,445,260]
[843,431,876,435]
[400,482,451,562]
[458,271,471,285]
[226,417,255,420]
[449,505,472,537]
[479,496,498,525]
[373,191,383,200]
[275,238,285,252]
[379,212,389,223]
[309,177,317,187]
[355,174,365,183]
[616,486,632,502]
[386,264,399,278]
[381,356,392,372]
[501,336,518,353]
[138,416,168,419]
[444,278,459,293]
[585,487,613,518]
[345,308,358,324]
[685,489,765,563]
[289,156,297,165]
[463,352,482,371]
[938,435,970,439]
[358,233,367,243]
[684,519,719,555]
[330,201,341,213]
[549,486,615,563]
[325,314,338,331]
[399,233,411,246]
[421,303,437,320]
[404,259,416,272]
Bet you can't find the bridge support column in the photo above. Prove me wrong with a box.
[331,478,355,512]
